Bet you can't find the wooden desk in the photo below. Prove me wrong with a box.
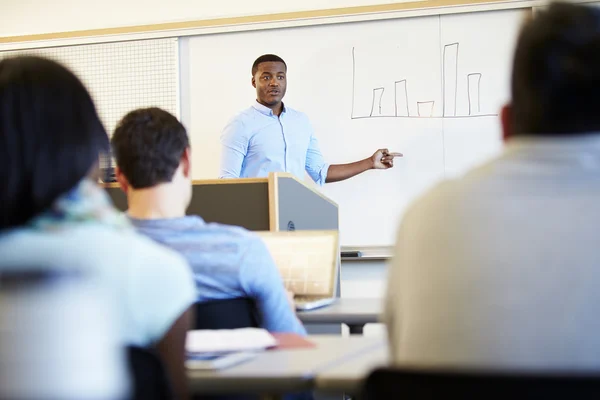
[297,298,382,334]
[187,335,383,396]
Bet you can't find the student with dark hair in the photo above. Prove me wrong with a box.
[384,2,600,370]
[0,56,195,400]
[111,107,306,335]
[219,54,403,184]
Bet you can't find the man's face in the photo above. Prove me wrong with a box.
[252,61,287,106]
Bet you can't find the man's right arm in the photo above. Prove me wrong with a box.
[219,119,248,179]
[240,238,307,335]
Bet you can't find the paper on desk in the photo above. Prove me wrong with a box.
[186,328,277,354]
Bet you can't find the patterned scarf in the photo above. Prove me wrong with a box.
[29,179,130,231]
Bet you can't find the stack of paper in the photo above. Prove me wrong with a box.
[185,328,277,370]
[186,328,277,354]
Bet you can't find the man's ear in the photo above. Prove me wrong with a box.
[181,147,192,178]
[500,104,513,142]
[115,167,129,194]
[251,76,256,88]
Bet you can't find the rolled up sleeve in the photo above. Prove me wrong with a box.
[305,130,329,186]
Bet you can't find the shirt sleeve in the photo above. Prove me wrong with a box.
[304,120,330,186]
[239,237,307,335]
[130,238,197,345]
[219,117,249,179]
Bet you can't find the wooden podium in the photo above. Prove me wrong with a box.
[105,172,339,234]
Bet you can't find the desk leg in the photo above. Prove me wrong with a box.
[347,324,364,335]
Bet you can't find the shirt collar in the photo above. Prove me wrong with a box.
[127,215,206,230]
[252,100,286,116]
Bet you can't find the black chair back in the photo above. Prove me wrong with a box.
[193,297,260,330]
[127,345,172,400]
[363,367,600,400]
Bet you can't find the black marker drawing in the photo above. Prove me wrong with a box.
[417,101,435,117]
[351,47,356,119]
[370,88,385,116]
[350,41,495,119]
[442,43,459,117]
[394,80,409,117]
[467,73,482,115]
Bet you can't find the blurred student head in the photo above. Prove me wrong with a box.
[0,56,108,230]
[111,107,192,215]
[502,2,600,139]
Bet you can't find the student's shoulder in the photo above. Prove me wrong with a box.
[122,228,189,263]
[400,171,486,234]
[0,225,191,279]
[203,222,270,253]
[204,221,261,242]
[87,226,192,281]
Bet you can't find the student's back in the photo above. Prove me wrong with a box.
[0,56,196,400]
[111,107,306,336]
[386,137,600,369]
[384,2,600,371]
[0,221,195,346]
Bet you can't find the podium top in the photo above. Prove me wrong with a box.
[102,172,338,209]
[192,172,338,208]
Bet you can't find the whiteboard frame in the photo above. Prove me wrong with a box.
[2,0,596,51]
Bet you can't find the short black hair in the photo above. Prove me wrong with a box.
[511,2,600,135]
[111,107,189,189]
[0,56,108,230]
[251,54,287,76]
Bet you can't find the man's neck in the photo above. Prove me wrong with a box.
[258,99,283,116]
[126,183,186,220]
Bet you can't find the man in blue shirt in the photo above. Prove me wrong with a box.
[111,107,306,335]
[220,54,403,185]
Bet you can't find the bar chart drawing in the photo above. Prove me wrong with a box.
[350,43,496,119]
[394,80,409,117]
[467,73,482,115]
[370,87,385,116]
[417,101,435,117]
[442,43,459,117]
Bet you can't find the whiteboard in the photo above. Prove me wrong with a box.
[181,8,526,246]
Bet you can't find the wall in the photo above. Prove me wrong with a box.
[0,0,416,37]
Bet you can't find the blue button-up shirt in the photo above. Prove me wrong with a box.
[219,101,330,186]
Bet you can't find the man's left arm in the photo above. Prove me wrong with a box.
[325,148,402,183]
[304,117,402,184]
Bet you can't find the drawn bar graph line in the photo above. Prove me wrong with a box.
[417,101,435,117]
[350,44,497,119]
[351,47,356,118]
[442,42,459,117]
[467,73,482,115]
[351,114,498,119]
[394,80,409,117]
[370,87,385,116]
